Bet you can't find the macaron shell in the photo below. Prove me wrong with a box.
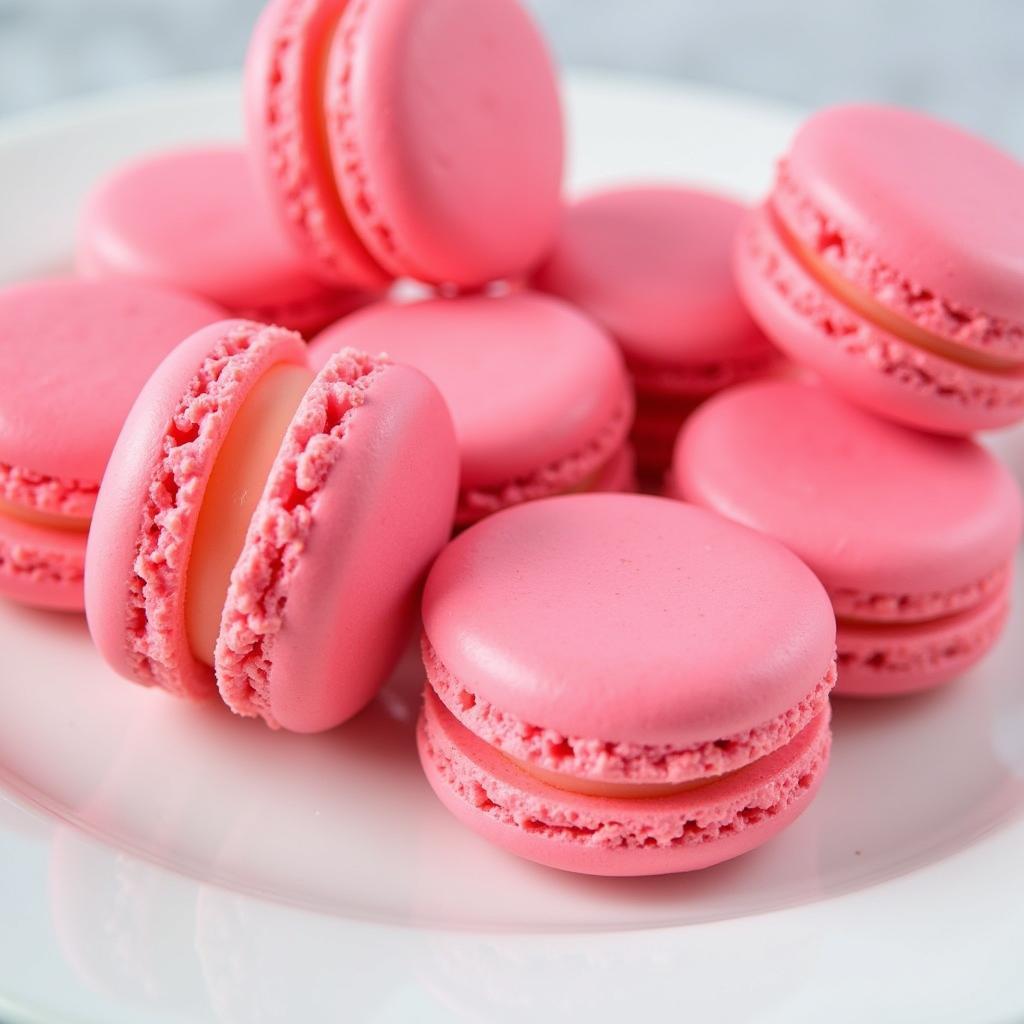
[244,0,389,289]
[0,514,86,611]
[310,294,632,494]
[217,356,458,732]
[418,688,831,876]
[422,494,836,747]
[534,187,772,368]
[786,104,1024,331]
[325,0,563,286]
[85,321,308,699]
[674,379,1024,600]
[835,582,1012,697]
[0,278,223,493]
[736,203,1024,434]
[76,145,372,333]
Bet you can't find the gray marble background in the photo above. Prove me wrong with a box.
[0,0,1021,153]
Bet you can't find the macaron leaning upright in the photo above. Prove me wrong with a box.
[77,146,375,336]
[245,0,563,290]
[534,187,780,479]
[310,292,635,526]
[86,319,458,731]
[736,104,1024,435]
[0,278,221,611]
[672,379,1023,696]
[419,494,837,876]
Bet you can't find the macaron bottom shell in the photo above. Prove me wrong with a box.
[418,688,831,876]
[736,204,1024,435]
[835,579,1012,697]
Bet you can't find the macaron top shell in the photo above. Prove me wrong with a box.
[675,379,1023,599]
[76,146,364,324]
[325,0,563,286]
[0,278,221,512]
[310,293,631,491]
[534,187,771,368]
[422,493,836,747]
[778,104,1024,345]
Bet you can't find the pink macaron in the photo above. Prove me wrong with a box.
[672,379,1022,697]
[245,0,563,290]
[418,493,837,876]
[0,278,221,611]
[534,187,779,477]
[77,146,374,336]
[310,292,635,526]
[736,104,1024,435]
[86,319,458,731]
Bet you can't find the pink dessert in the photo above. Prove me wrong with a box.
[245,0,563,289]
[418,493,837,875]
[77,146,374,335]
[0,278,221,610]
[86,319,459,730]
[310,293,635,526]
[672,379,1022,696]
[736,104,1024,435]
[534,187,779,477]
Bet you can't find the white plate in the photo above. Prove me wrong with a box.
[1,71,1024,1024]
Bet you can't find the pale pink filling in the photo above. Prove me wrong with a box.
[742,208,1024,411]
[830,563,1012,624]
[773,165,1024,361]
[0,462,97,519]
[420,691,831,850]
[215,350,390,726]
[423,634,837,784]
[456,398,635,525]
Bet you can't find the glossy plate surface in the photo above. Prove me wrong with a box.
[1,72,1023,1024]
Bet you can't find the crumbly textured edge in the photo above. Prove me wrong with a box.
[0,531,83,586]
[323,0,407,275]
[422,633,837,784]
[262,0,379,283]
[774,164,1024,361]
[831,562,1011,624]
[215,348,390,727]
[0,463,97,519]
[741,206,1024,414]
[125,323,302,698]
[456,397,635,526]
[837,589,1011,681]
[420,690,831,851]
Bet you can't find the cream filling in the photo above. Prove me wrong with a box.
[778,214,1021,374]
[505,751,734,799]
[184,365,314,665]
[0,496,90,533]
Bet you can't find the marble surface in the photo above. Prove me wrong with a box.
[0,0,1022,154]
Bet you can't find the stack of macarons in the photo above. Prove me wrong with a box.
[0,0,1021,881]
[666,103,1024,700]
